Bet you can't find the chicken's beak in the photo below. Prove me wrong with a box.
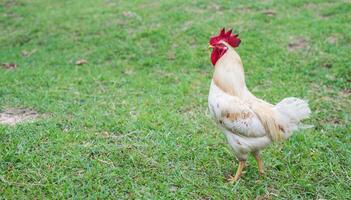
[208,44,214,49]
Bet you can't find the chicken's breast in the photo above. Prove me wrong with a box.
[208,80,272,160]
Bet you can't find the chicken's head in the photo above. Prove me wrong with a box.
[209,28,241,65]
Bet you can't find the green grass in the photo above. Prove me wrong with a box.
[1,0,350,199]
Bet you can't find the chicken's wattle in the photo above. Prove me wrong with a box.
[211,45,228,65]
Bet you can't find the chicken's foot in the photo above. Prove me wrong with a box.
[227,160,245,182]
[253,152,264,176]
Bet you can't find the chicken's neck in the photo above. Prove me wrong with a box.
[212,46,249,98]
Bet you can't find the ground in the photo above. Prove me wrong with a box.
[0,0,350,199]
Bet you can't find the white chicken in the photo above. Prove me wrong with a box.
[207,28,311,182]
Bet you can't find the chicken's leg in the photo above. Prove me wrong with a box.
[253,152,264,176]
[227,160,245,182]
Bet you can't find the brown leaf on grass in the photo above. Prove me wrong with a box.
[76,59,87,65]
[326,36,337,44]
[240,7,252,13]
[288,37,308,51]
[122,11,141,20]
[169,185,178,192]
[21,50,30,57]
[263,10,276,17]
[167,51,176,60]
[0,108,39,125]
[209,3,221,11]
[122,68,134,75]
[123,11,135,17]
[323,63,332,68]
[255,194,273,200]
[21,49,37,57]
[342,88,351,96]
[331,118,341,124]
[1,63,16,69]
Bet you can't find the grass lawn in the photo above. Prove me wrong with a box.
[1,0,350,199]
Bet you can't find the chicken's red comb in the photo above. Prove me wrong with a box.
[209,28,241,48]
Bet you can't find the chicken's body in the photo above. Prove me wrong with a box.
[208,42,311,181]
[209,79,271,160]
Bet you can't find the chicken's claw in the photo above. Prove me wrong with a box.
[227,174,241,183]
[227,160,246,183]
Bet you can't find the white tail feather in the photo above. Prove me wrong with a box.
[274,97,311,139]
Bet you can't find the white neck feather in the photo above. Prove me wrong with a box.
[212,44,248,97]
